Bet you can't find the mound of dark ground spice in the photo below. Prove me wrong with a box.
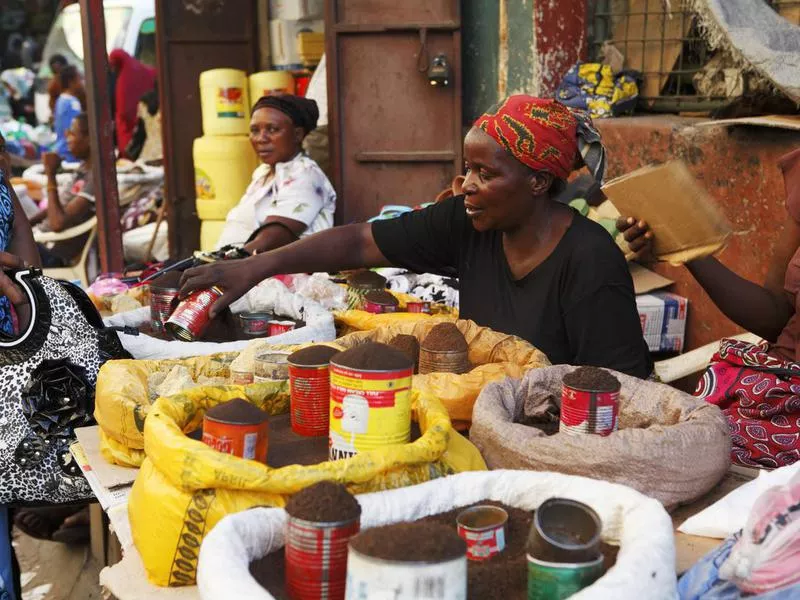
[363,290,399,306]
[348,270,387,288]
[285,481,361,523]
[249,499,617,599]
[350,522,465,562]
[205,398,269,425]
[388,334,420,373]
[562,366,621,393]
[421,323,468,352]
[149,270,182,290]
[288,344,340,367]
[332,342,413,371]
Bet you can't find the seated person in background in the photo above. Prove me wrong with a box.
[52,65,84,162]
[34,113,95,268]
[215,94,336,255]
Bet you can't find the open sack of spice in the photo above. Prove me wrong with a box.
[334,317,550,426]
[94,350,295,467]
[127,385,485,586]
[195,470,676,600]
[470,364,731,508]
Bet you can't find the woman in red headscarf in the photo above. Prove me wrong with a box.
[179,96,651,378]
[108,49,155,158]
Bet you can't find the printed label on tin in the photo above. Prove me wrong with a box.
[329,366,412,459]
[202,433,233,455]
[460,526,505,560]
[346,552,467,600]
[243,432,257,460]
[216,87,245,118]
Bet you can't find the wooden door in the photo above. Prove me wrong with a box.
[325,0,462,224]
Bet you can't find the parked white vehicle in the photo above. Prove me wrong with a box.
[34,0,155,124]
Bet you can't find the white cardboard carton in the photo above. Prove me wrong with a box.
[637,291,688,353]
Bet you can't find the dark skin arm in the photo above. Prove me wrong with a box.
[180,223,390,318]
[618,216,799,342]
[243,216,306,255]
[42,152,91,232]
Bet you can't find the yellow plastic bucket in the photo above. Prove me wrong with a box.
[199,68,250,136]
[200,220,227,252]
[249,71,295,103]
[193,135,258,211]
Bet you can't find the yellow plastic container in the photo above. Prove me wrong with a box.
[249,71,295,103]
[199,68,250,136]
[196,197,236,221]
[193,135,258,211]
[200,220,227,252]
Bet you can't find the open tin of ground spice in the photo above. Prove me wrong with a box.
[149,271,181,333]
[419,323,470,375]
[560,367,621,437]
[456,505,508,561]
[285,482,361,600]
[238,312,272,336]
[406,300,432,314]
[346,270,387,310]
[346,522,467,599]
[328,342,413,461]
[165,286,224,341]
[527,497,603,599]
[362,290,399,314]
[287,345,340,437]
[201,398,269,462]
[253,353,290,382]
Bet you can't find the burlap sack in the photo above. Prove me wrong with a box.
[470,365,731,508]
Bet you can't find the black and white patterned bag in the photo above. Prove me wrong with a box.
[0,268,130,505]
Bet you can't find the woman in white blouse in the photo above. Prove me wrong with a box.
[216,94,336,254]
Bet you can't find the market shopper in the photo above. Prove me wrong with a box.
[52,65,84,162]
[215,94,336,254]
[108,49,155,158]
[47,54,68,118]
[182,96,652,378]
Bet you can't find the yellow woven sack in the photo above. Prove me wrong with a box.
[335,317,550,425]
[128,386,486,586]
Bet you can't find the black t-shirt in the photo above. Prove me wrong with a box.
[372,195,653,378]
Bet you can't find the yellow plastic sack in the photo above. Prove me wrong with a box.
[128,386,486,586]
[94,351,291,467]
[335,317,551,425]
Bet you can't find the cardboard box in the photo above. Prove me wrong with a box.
[602,160,732,265]
[269,18,325,68]
[636,292,688,353]
[270,0,324,20]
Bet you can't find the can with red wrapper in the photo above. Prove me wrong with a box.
[166,286,224,341]
[559,367,621,437]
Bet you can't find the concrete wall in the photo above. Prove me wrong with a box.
[598,116,800,351]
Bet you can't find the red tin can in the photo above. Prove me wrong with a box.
[456,505,508,561]
[363,299,398,314]
[406,301,432,314]
[149,286,179,333]
[288,362,331,437]
[239,312,272,336]
[560,383,620,437]
[268,319,296,337]
[202,412,269,462]
[165,287,224,341]
[285,515,359,600]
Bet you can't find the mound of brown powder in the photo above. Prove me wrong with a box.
[285,481,361,523]
[350,522,465,562]
[363,290,399,306]
[332,342,413,371]
[288,345,340,367]
[562,367,620,393]
[347,270,387,288]
[421,323,468,352]
[205,398,269,425]
[388,334,420,372]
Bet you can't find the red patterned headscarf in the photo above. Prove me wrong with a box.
[474,96,605,183]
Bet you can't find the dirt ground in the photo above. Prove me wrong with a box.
[13,527,102,600]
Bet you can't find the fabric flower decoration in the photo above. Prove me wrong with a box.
[20,359,94,438]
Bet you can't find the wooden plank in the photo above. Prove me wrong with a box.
[355,151,456,162]
[612,0,693,98]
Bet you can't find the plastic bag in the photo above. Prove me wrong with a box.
[334,317,550,424]
[470,365,731,508]
[196,470,676,600]
[128,387,486,586]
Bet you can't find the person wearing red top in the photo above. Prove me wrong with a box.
[108,49,155,158]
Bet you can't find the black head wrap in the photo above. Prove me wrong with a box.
[252,94,319,135]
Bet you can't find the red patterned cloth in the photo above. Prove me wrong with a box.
[695,338,800,469]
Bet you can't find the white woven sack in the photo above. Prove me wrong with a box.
[470,365,731,508]
[196,470,676,600]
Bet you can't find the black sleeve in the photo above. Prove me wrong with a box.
[371,195,464,277]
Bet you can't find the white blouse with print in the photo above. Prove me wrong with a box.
[216,152,336,249]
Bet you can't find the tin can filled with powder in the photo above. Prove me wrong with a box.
[328,342,413,461]
[559,367,621,437]
[287,345,340,437]
[165,286,224,341]
[202,398,269,462]
[284,482,361,600]
[346,270,387,310]
[456,505,508,561]
[527,497,604,599]
[362,290,399,314]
